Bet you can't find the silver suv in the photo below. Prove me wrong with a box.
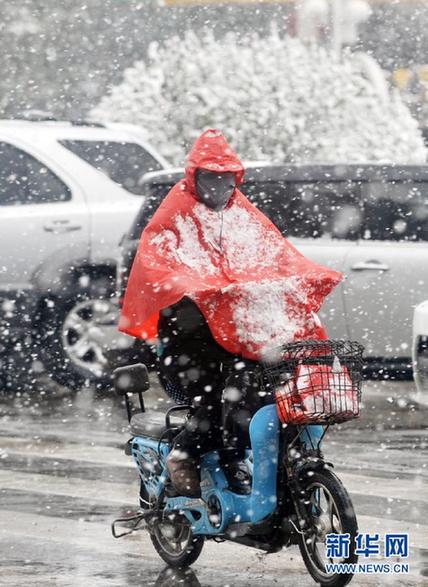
[0,118,168,389]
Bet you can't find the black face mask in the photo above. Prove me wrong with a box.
[195,170,236,212]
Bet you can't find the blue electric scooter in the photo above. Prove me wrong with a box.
[112,340,364,587]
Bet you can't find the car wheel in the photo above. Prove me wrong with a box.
[37,276,125,390]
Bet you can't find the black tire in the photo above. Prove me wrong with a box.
[297,468,358,587]
[35,275,116,390]
[140,482,204,568]
[150,521,204,568]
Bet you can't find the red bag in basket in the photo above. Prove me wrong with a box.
[275,359,358,424]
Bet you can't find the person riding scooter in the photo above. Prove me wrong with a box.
[157,297,262,496]
[119,129,342,498]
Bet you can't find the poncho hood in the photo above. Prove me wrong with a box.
[119,129,343,360]
[185,128,245,196]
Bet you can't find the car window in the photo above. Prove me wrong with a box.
[362,181,428,241]
[134,178,364,241]
[130,182,174,239]
[242,181,288,234]
[0,141,71,206]
[60,140,162,194]
[244,180,363,239]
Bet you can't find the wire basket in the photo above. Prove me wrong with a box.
[262,340,364,425]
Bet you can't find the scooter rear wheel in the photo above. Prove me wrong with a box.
[141,482,204,568]
[297,468,358,587]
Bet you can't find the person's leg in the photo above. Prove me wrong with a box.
[221,360,272,493]
[168,343,225,449]
[222,360,266,456]
[160,345,225,496]
[172,379,223,461]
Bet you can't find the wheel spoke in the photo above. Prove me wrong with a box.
[323,489,332,516]
[331,511,342,534]
[329,500,341,534]
[92,300,111,317]
[89,341,108,366]
[309,532,317,551]
[64,313,87,334]
[70,338,91,359]
[310,491,321,515]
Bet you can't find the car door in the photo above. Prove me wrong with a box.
[343,179,428,360]
[246,179,362,339]
[0,140,90,294]
[291,237,351,340]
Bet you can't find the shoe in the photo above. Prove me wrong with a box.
[223,460,252,495]
[166,451,201,498]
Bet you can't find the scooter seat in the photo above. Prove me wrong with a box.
[130,412,166,439]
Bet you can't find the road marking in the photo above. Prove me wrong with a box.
[357,514,427,550]
[0,469,137,505]
[338,471,428,503]
[0,467,426,550]
[0,436,133,467]
[0,510,425,583]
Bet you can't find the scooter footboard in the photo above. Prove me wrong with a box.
[131,436,170,500]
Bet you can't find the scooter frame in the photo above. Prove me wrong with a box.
[127,399,323,538]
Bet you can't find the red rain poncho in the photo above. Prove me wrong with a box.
[119,129,343,360]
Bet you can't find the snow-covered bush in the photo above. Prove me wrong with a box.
[91,30,426,165]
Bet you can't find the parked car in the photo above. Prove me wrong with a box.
[0,118,168,389]
[116,163,428,375]
[413,301,428,398]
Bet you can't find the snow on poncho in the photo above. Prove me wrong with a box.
[119,129,343,360]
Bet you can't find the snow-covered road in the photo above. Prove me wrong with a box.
[0,378,427,586]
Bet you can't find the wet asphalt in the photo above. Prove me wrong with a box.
[0,373,427,587]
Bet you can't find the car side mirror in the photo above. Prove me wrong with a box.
[114,363,150,397]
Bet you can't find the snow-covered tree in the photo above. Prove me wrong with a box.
[91,30,427,165]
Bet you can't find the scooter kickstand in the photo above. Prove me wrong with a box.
[111,511,152,539]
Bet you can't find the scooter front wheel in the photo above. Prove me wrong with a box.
[297,468,358,587]
[141,483,204,568]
